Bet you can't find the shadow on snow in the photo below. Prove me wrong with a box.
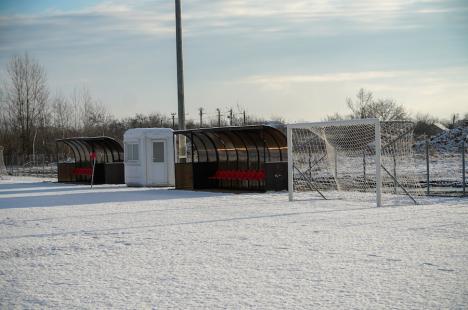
[0,182,230,209]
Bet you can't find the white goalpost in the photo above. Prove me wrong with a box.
[287,118,422,206]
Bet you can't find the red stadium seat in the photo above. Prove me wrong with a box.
[209,169,265,181]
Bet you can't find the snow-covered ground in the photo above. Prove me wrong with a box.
[0,177,467,309]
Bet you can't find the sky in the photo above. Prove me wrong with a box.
[0,0,467,123]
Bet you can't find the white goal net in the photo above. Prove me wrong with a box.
[287,119,423,206]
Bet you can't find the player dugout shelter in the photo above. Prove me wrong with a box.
[174,125,288,191]
[56,136,125,184]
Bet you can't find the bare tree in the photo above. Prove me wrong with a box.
[346,88,374,119]
[70,88,81,131]
[324,112,346,121]
[346,88,408,121]
[51,93,72,138]
[0,88,10,150]
[65,86,112,136]
[2,53,49,154]
[79,88,112,136]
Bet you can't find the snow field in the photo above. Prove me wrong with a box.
[0,178,467,309]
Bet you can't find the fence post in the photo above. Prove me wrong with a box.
[334,150,338,180]
[42,154,45,177]
[426,137,430,195]
[463,139,466,196]
[363,151,366,188]
[393,154,397,194]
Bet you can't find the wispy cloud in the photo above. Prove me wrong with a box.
[0,1,175,51]
[1,0,466,120]
[182,0,468,34]
[2,0,466,52]
[226,66,468,119]
[241,71,403,85]
[239,67,468,85]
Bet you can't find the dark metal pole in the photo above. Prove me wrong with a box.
[426,137,430,195]
[56,141,59,179]
[175,0,185,131]
[293,165,327,200]
[363,151,366,188]
[171,113,176,129]
[217,109,221,127]
[334,151,337,180]
[199,107,203,128]
[463,139,466,196]
[393,154,397,194]
[381,163,418,205]
[191,132,194,163]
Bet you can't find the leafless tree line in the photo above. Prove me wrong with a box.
[2,54,464,159]
[326,88,467,137]
[326,88,409,121]
[1,54,48,156]
[0,54,117,157]
[0,54,271,158]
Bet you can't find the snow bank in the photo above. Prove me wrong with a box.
[415,126,468,153]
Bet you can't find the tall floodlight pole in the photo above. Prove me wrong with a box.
[175,0,186,160]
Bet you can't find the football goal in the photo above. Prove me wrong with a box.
[287,119,422,206]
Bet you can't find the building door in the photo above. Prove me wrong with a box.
[146,139,168,185]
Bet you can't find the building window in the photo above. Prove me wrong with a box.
[153,142,165,162]
[125,143,139,161]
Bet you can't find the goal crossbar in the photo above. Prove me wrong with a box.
[288,118,382,129]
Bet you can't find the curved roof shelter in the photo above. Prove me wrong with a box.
[56,136,123,163]
[175,125,287,167]
[174,125,288,191]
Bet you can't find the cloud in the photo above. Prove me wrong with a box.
[2,0,465,53]
[0,2,175,52]
[241,71,403,85]
[1,0,466,121]
[235,67,468,102]
[183,0,466,34]
[221,66,468,120]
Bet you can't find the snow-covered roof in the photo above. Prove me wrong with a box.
[124,128,173,140]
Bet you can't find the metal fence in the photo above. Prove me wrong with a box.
[4,154,58,178]
[2,143,467,197]
[414,139,467,197]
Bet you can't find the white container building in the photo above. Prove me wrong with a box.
[123,128,175,187]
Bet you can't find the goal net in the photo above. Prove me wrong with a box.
[0,146,8,179]
[287,119,422,206]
